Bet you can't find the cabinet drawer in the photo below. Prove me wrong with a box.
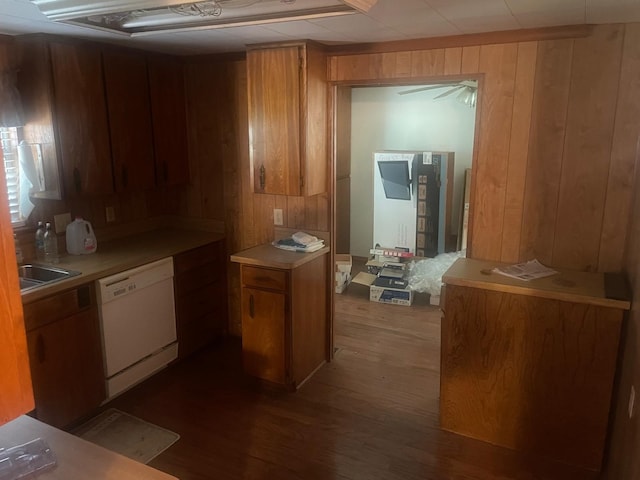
[174,241,224,276]
[242,265,287,291]
[175,264,225,296]
[23,283,95,331]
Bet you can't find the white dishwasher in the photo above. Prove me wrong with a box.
[97,257,178,399]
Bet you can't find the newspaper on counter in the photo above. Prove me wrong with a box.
[493,259,557,281]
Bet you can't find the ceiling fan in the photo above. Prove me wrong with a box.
[398,80,478,108]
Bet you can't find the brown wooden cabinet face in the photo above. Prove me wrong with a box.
[103,50,155,192]
[247,46,302,195]
[50,42,113,196]
[241,287,287,384]
[174,241,228,359]
[148,56,190,186]
[26,308,105,428]
[441,283,622,471]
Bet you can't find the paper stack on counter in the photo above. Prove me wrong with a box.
[493,259,557,281]
[273,231,325,253]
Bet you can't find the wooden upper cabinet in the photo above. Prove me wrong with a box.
[247,42,328,196]
[148,56,190,186]
[15,39,63,201]
[102,50,155,192]
[50,42,113,196]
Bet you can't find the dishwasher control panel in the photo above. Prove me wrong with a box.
[96,257,173,305]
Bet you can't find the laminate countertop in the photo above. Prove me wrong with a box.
[0,415,177,480]
[21,228,225,304]
[230,243,330,270]
[443,258,631,310]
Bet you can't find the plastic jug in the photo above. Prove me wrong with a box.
[66,217,97,255]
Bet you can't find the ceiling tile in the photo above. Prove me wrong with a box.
[452,14,521,34]
[513,10,586,28]
[218,24,287,43]
[1,0,640,55]
[367,0,435,20]
[263,19,336,36]
[309,12,398,41]
[426,0,513,18]
[505,0,585,27]
[586,0,640,22]
[505,0,585,14]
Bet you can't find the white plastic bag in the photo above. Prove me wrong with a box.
[406,250,466,295]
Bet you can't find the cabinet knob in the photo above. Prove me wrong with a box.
[249,294,255,318]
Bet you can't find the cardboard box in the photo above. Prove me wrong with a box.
[352,271,414,306]
[370,284,414,306]
[335,254,352,294]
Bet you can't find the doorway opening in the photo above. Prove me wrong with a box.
[331,79,479,359]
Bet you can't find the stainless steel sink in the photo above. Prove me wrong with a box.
[18,264,81,292]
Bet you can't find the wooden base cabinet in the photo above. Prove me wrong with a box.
[174,240,228,359]
[440,258,629,471]
[23,283,105,429]
[238,250,328,389]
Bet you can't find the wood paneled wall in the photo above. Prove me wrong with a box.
[184,56,329,335]
[328,23,640,273]
[182,24,640,331]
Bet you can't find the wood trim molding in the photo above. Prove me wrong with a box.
[326,24,593,56]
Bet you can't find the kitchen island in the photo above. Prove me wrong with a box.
[0,415,177,480]
[440,258,630,471]
[231,243,330,389]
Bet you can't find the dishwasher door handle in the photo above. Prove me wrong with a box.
[105,277,131,288]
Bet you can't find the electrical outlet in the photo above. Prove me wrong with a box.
[53,212,71,234]
[106,206,116,223]
[273,208,283,226]
[629,385,635,419]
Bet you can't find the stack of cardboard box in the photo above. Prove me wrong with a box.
[352,247,415,306]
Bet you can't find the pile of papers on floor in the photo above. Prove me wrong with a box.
[272,231,325,253]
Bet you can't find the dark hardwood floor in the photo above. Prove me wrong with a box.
[107,260,599,480]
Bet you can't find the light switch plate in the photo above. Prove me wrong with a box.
[54,212,72,234]
[274,208,283,226]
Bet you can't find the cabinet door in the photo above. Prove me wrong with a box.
[102,50,155,192]
[241,287,287,384]
[50,42,113,196]
[174,241,228,359]
[27,308,105,428]
[16,39,63,200]
[148,56,189,186]
[247,46,301,195]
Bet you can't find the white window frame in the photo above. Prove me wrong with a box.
[0,126,27,227]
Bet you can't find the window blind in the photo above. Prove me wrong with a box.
[0,127,22,224]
